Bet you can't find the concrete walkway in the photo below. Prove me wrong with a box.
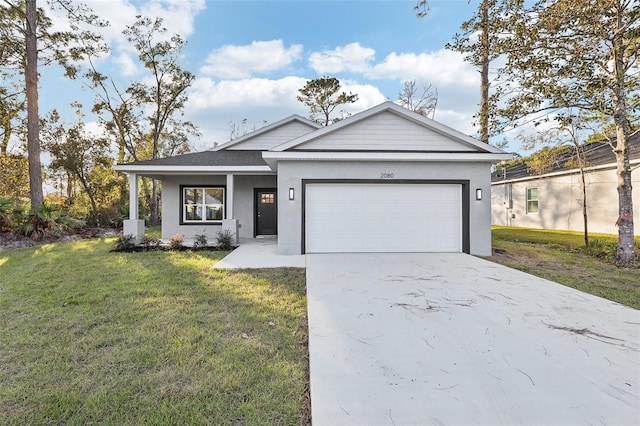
[213,237,305,269]
[306,253,640,426]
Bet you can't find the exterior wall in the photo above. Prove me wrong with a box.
[294,111,472,152]
[226,121,316,150]
[491,167,640,236]
[277,160,493,256]
[161,174,276,241]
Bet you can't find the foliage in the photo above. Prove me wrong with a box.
[524,145,566,175]
[140,235,161,250]
[14,202,84,240]
[193,233,208,249]
[215,229,234,251]
[580,238,619,262]
[113,233,136,251]
[84,15,199,226]
[397,80,438,119]
[42,111,115,225]
[296,76,358,126]
[495,0,639,264]
[0,240,309,424]
[0,0,107,208]
[167,233,184,250]
[0,196,15,231]
[0,155,30,200]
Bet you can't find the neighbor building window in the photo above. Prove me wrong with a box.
[182,187,224,222]
[526,187,539,214]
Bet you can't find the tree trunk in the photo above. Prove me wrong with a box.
[614,129,635,264]
[579,166,589,247]
[25,0,43,207]
[612,3,635,265]
[478,0,490,144]
[1,125,10,156]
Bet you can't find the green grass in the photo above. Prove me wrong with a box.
[0,238,309,425]
[489,227,640,309]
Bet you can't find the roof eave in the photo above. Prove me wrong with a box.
[262,151,513,169]
[491,158,640,184]
[113,165,274,174]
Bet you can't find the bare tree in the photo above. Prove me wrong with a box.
[397,80,438,119]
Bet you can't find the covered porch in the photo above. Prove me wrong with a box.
[113,150,278,246]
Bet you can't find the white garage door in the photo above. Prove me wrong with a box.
[305,183,462,253]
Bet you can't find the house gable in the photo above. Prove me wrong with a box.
[271,101,503,154]
[215,115,320,151]
[289,110,475,152]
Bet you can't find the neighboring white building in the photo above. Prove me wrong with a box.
[115,101,510,255]
[491,134,640,236]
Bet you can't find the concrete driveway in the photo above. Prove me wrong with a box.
[306,253,640,426]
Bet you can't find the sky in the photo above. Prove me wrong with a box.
[37,0,501,154]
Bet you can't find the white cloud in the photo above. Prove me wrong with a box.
[113,53,139,76]
[340,82,387,111]
[368,50,477,88]
[309,42,376,74]
[185,76,387,147]
[200,40,304,79]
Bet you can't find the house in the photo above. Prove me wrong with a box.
[114,101,511,255]
[491,133,640,236]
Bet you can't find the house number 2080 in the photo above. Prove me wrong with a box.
[380,173,395,179]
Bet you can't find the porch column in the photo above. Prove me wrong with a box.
[123,172,145,244]
[222,173,239,245]
[226,173,234,219]
[128,173,139,220]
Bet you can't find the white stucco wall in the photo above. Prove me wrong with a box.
[491,166,640,236]
[160,174,276,241]
[277,160,493,256]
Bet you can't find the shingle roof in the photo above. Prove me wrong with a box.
[492,133,640,182]
[119,150,268,167]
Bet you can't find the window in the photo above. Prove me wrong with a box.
[182,187,224,222]
[526,187,539,214]
[260,193,275,204]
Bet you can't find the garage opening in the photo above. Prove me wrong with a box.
[305,182,464,253]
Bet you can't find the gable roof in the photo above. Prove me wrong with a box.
[115,101,511,176]
[492,133,640,182]
[213,115,320,151]
[271,101,506,154]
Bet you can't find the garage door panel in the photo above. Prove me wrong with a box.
[305,183,462,253]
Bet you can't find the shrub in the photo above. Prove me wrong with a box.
[0,196,15,232]
[582,239,618,261]
[140,236,162,250]
[216,229,234,251]
[15,203,85,240]
[113,234,136,251]
[168,234,185,251]
[193,233,208,249]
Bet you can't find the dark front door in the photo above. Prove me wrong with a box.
[255,189,277,236]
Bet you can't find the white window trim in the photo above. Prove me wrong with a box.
[181,186,225,224]
[526,187,539,214]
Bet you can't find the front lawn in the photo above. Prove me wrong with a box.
[489,227,640,309]
[0,238,309,425]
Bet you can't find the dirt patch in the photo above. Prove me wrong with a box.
[0,228,119,252]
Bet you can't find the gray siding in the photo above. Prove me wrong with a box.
[227,121,316,150]
[293,111,473,152]
[491,167,640,236]
[277,160,493,256]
